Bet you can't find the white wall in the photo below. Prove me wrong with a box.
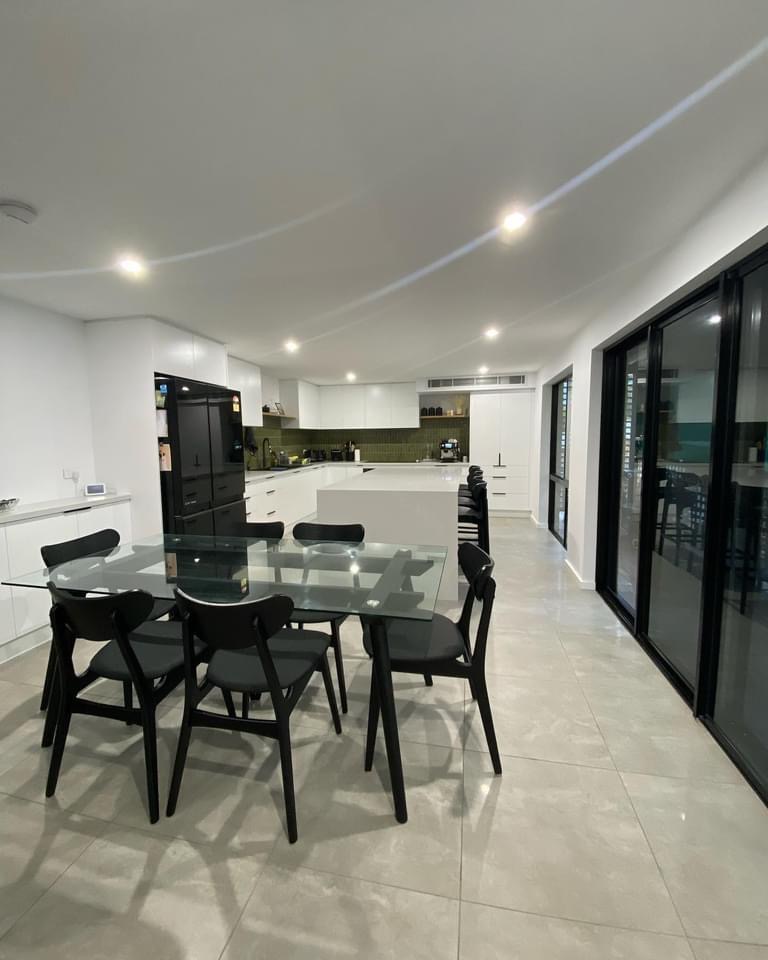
[533,152,768,588]
[0,295,95,503]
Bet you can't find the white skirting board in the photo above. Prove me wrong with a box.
[0,625,49,666]
[565,558,596,590]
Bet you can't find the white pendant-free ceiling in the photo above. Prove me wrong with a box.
[1,1,767,382]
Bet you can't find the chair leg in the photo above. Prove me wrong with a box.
[423,673,433,687]
[41,672,60,747]
[45,696,72,797]
[277,722,298,843]
[331,619,348,714]
[364,665,380,772]
[139,695,160,824]
[40,643,58,711]
[320,653,342,734]
[241,693,250,719]
[222,689,237,718]
[474,674,502,775]
[166,711,193,817]
[123,681,133,725]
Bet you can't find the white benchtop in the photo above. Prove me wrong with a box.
[321,465,465,493]
[0,492,132,526]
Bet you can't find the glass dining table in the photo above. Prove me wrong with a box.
[3,531,449,824]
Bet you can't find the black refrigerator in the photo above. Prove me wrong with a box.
[156,373,246,536]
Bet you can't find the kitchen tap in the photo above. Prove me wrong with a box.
[262,437,272,469]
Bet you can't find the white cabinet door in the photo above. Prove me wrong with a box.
[343,385,366,429]
[499,391,532,466]
[0,529,15,648]
[193,336,228,385]
[298,382,320,429]
[390,382,419,427]
[319,385,347,428]
[75,501,133,542]
[228,357,263,426]
[364,384,391,428]
[7,513,79,637]
[469,393,501,465]
[152,321,194,378]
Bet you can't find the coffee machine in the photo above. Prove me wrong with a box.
[439,438,461,462]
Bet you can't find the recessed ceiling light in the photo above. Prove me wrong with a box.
[115,254,147,278]
[284,338,300,352]
[346,372,357,382]
[501,210,528,233]
[484,327,500,340]
[478,365,489,375]
[708,313,722,325]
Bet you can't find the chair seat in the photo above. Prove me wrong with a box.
[150,597,177,620]
[206,628,331,693]
[90,620,188,681]
[363,614,465,664]
[290,609,347,626]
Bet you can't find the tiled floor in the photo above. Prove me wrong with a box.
[1,518,767,959]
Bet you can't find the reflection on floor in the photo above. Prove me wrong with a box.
[1,518,767,959]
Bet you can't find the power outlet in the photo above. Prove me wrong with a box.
[62,468,80,487]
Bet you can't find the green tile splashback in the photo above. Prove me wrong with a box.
[244,416,469,469]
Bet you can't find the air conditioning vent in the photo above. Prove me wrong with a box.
[427,373,527,388]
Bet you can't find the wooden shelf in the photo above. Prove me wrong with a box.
[419,415,468,420]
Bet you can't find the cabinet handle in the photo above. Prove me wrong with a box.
[492,492,507,496]
[266,489,276,495]
[267,510,277,516]
[63,506,92,514]
[492,475,507,479]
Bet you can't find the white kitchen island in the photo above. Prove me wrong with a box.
[317,465,465,602]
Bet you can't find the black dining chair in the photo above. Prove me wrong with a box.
[44,585,189,823]
[458,480,489,552]
[232,520,285,539]
[39,528,177,717]
[289,521,366,714]
[363,542,501,774]
[167,589,342,843]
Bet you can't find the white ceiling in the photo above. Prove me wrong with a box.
[1,1,767,383]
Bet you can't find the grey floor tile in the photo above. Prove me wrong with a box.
[0,824,263,960]
[222,864,459,960]
[690,942,768,959]
[464,673,613,769]
[459,901,695,959]
[461,752,682,934]
[622,773,768,943]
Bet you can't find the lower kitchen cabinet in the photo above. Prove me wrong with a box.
[483,464,530,513]
[1,498,133,649]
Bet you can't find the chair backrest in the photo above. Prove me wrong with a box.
[293,521,365,544]
[467,465,483,477]
[174,589,292,651]
[41,528,120,569]
[174,589,294,704]
[47,583,154,642]
[456,542,495,661]
[232,521,285,540]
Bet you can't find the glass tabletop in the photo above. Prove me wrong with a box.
[3,533,448,622]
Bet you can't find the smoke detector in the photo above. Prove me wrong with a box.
[0,200,38,225]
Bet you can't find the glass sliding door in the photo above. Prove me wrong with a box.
[645,299,721,687]
[714,261,768,788]
[548,375,572,546]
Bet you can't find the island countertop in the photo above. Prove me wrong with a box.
[321,464,465,493]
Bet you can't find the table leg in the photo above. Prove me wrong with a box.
[368,618,407,824]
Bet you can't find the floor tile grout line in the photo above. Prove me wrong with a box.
[214,833,283,960]
[616,769,690,940]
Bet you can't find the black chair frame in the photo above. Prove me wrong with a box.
[167,589,341,843]
[44,586,185,824]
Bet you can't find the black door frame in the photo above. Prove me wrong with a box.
[596,238,768,806]
[548,375,571,547]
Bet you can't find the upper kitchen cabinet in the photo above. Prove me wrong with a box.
[318,384,348,428]
[151,320,227,383]
[228,356,263,426]
[470,390,533,466]
[389,382,419,428]
[364,384,391,428]
[279,380,320,428]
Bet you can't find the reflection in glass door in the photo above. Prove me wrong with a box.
[646,300,721,687]
[714,263,768,786]
[548,376,572,546]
